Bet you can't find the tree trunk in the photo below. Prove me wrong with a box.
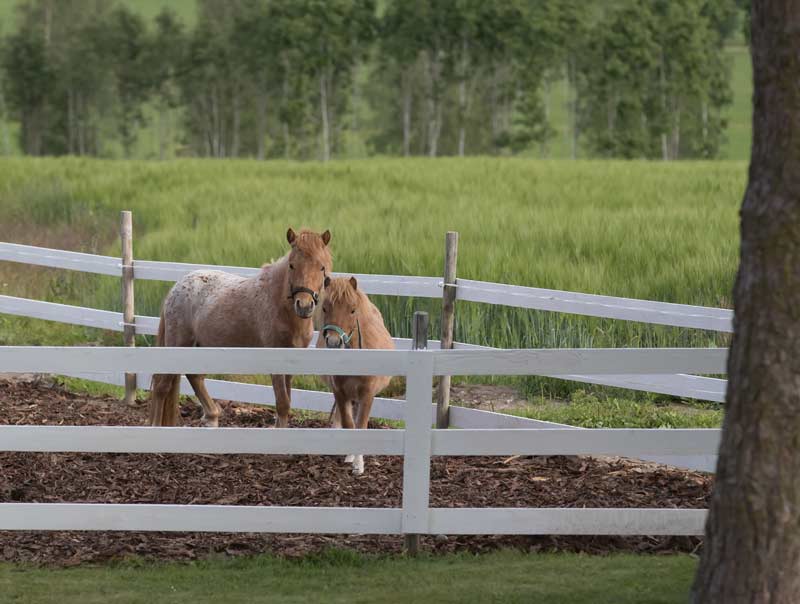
[540,79,551,157]
[490,65,500,153]
[660,49,669,160]
[424,48,443,157]
[0,85,9,155]
[402,68,412,157]
[568,55,578,160]
[256,83,267,160]
[67,88,75,155]
[319,70,330,162]
[457,35,469,157]
[671,103,681,160]
[158,103,168,161]
[210,89,221,157]
[691,3,800,602]
[77,92,85,157]
[702,100,709,146]
[231,86,241,158]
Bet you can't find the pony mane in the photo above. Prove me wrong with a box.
[295,229,333,264]
[324,277,367,308]
[262,229,333,271]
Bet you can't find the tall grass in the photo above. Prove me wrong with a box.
[0,157,744,397]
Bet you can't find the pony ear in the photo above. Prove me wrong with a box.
[287,228,296,246]
[349,276,358,290]
[324,276,331,289]
[321,229,331,246]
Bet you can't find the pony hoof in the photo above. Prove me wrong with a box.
[344,454,355,464]
[202,417,219,428]
[352,455,364,475]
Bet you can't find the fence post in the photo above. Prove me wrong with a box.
[120,210,137,406]
[436,231,458,429]
[403,311,432,555]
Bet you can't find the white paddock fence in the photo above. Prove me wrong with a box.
[0,239,730,475]
[0,345,722,536]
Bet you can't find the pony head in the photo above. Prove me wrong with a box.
[286,227,332,318]
[320,276,363,348]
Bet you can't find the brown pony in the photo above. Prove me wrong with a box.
[148,228,332,428]
[317,276,395,474]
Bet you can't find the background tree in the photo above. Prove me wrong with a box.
[691,1,800,601]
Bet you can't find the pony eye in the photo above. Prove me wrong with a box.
[320,266,325,271]
[289,264,294,270]
[351,309,356,314]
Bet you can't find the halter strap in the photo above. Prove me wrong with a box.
[322,319,362,349]
[288,285,319,305]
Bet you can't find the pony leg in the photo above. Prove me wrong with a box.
[187,374,221,427]
[350,394,375,475]
[337,399,357,465]
[272,374,291,428]
[148,373,181,426]
[329,402,342,428]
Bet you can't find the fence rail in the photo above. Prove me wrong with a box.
[0,345,716,537]
[0,238,729,476]
[0,240,731,329]
[0,233,726,538]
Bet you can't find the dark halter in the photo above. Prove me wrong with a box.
[288,285,320,305]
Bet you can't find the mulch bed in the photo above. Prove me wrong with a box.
[0,379,712,566]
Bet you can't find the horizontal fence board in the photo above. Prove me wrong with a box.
[135,259,442,297]
[554,372,727,402]
[1,346,727,378]
[427,508,707,535]
[0,503,402,533]
[430,428,720,456]
[0,425,404,455]
[134,260,259,281]
[0,295,123,332]
[60,371,437,425]
[0,243,121,276]
[448,406,574,430]
[0,346,410,376]
[432,348,728,376]
[445,409,717,472]
[457,279,733,333]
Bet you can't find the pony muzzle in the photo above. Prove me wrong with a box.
[322,324,352,349]
[325,334,344,349]
[289,285,319,318]
[293,296,316,318]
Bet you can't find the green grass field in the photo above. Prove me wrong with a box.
[1,550,699,604]
[0,156,741,405]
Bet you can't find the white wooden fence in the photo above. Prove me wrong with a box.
[0,345,721,536]
[0,239,728,473]
[0,240,730,404]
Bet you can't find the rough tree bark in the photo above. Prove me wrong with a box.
[691,2,800,602]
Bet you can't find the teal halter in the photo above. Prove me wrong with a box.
[322,319,362,349]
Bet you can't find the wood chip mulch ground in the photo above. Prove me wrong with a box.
[0,379,712,566]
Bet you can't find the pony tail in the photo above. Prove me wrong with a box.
[148,306,180,426]
[156,304,167,347]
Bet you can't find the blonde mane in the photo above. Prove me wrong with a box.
[323,277,368,308]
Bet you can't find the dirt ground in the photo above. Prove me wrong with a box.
[0,379,712,566]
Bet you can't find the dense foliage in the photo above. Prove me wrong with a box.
[0,0,743,160]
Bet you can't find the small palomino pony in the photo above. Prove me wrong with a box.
[148,228,333,428]
[317,276,395,474]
